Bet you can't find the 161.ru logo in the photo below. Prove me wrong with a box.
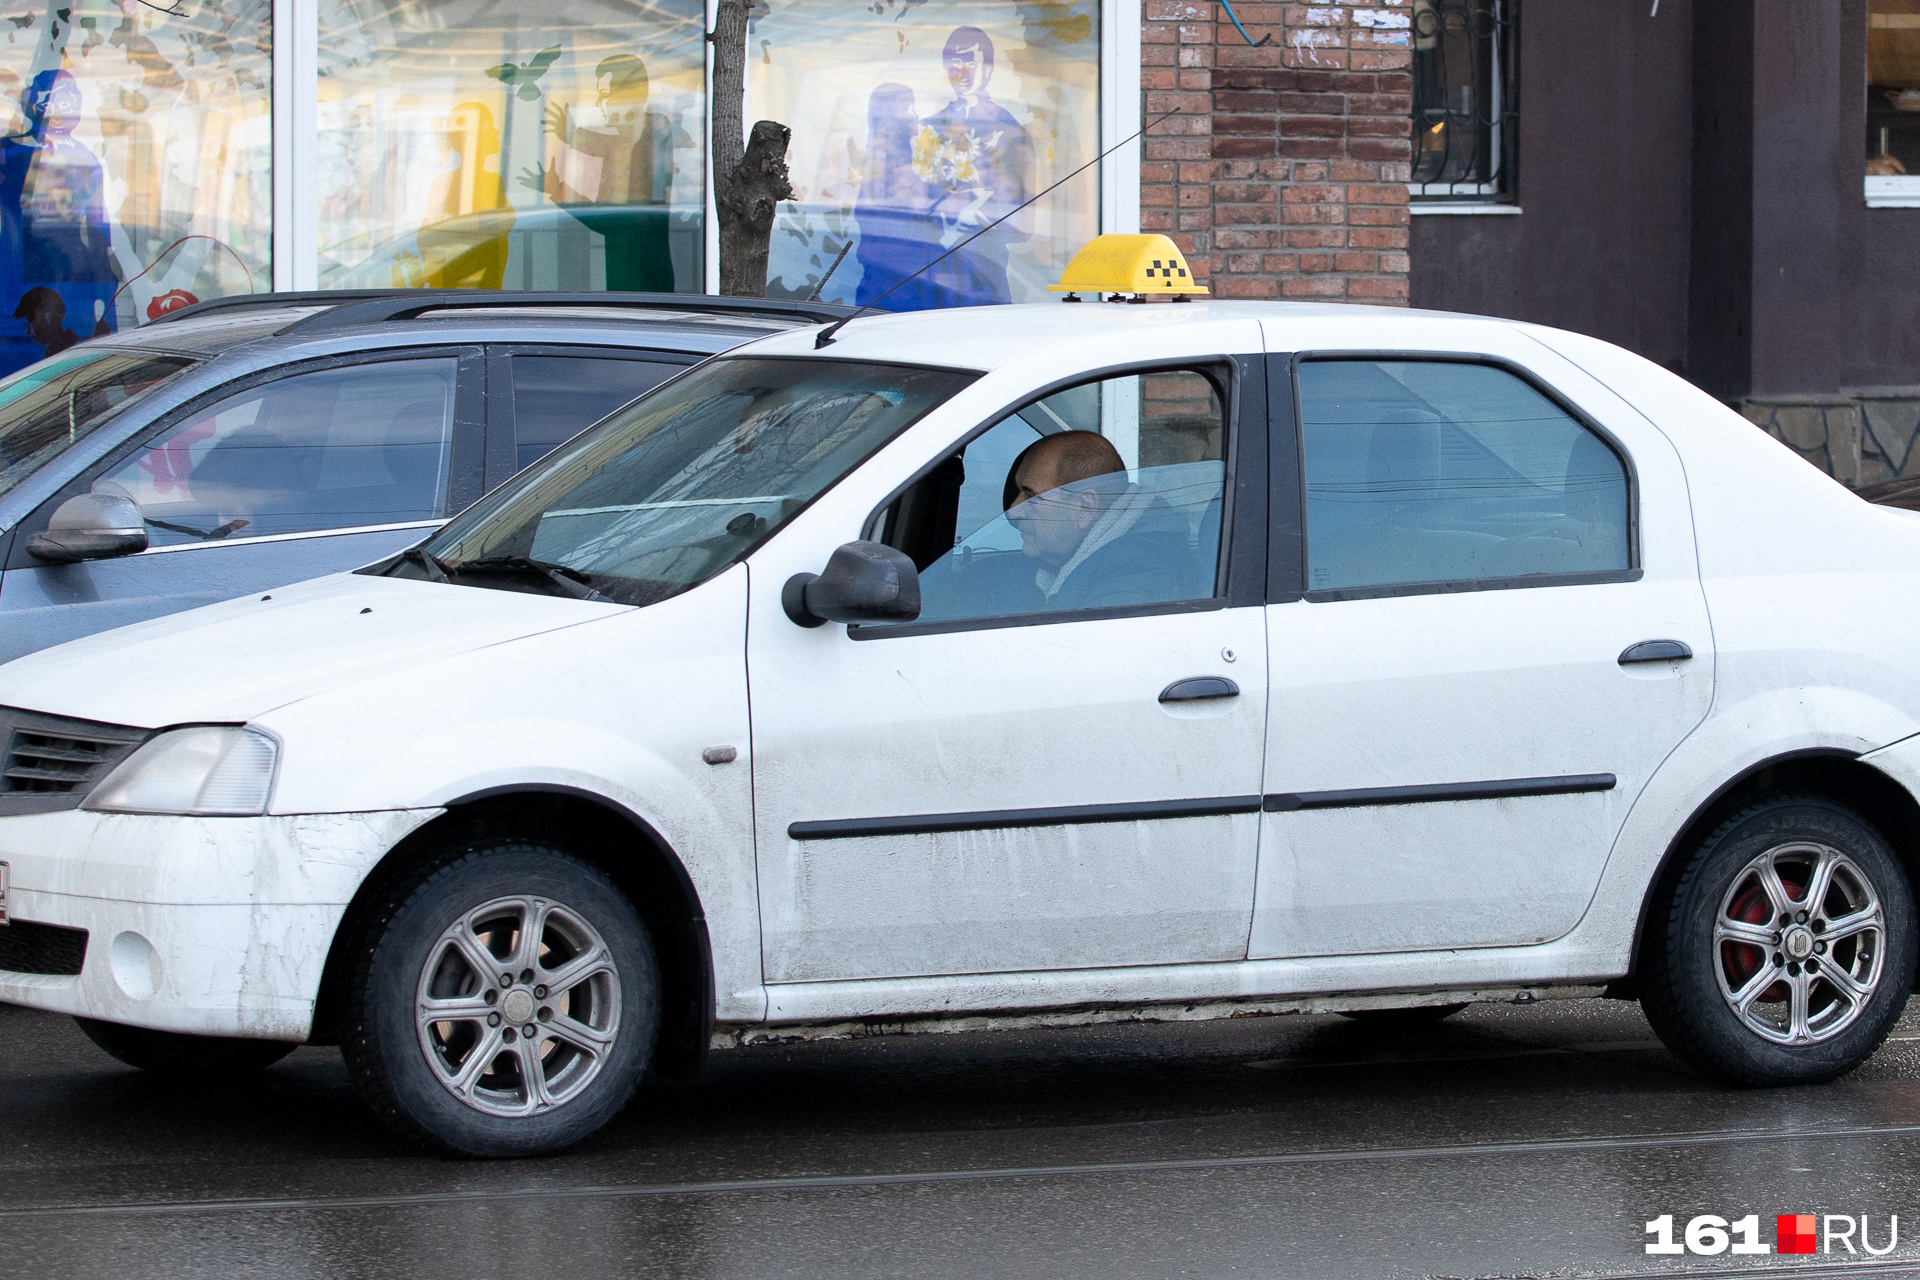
[1645,1214,1899,1255]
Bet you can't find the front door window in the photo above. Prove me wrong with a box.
[871,366,1229,624]
[99,358,459,547]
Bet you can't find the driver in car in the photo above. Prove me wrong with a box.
[1004,430,1191,610]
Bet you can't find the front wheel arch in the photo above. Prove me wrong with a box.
[1620,751,1920,997]
[310,788,713,1081]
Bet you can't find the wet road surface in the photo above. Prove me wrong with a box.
[5,996,1920,1278]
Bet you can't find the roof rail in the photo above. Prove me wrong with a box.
[282,290,856,335]
[142,290,418,326]
[144,289,858,333]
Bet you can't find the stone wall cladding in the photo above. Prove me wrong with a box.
[1743,393,1920,489]
[1141,0,1413,304]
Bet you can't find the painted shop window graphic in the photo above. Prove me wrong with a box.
[750,0,1100,308]
[0,1,271,380]
[316,0,707,293]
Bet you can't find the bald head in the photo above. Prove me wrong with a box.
[1007,431,1126,566]
[1008,431,1124,507]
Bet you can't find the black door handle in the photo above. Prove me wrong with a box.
[1619,640,1693,665]
[1160,676,1240,703]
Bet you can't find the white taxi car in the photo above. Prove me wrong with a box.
[1,239,1917,1155]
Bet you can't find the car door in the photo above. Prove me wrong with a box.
[1250,341,1713,958]
[0,348,485,661]
[746,354,1271,984]
[481,345,696,486]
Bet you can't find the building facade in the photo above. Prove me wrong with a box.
[1156,0,1920,491]
[0,0,1138,380]
[2,0,1916,492]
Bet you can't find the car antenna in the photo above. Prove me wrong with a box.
[814,108,1181,349]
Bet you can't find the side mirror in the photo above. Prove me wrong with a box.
[27,493,148,564]
[782,540,921,628]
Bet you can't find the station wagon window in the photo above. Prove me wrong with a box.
[869,366,1228,625]
[99,358,457,548]
[1297,360,1629,594]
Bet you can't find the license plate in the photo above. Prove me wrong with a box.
[0,860,9,925]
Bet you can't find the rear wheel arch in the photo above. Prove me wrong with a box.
[1620,750,1920,995]
[311,786,713,1080]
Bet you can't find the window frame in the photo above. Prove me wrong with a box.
[6,346,486,570]
[1407,0,1520,209]
[1282,349,1642,605]
[482,343,701,490]
[848,353,1267,641]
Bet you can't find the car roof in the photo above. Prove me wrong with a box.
[744,300,1529,371]
[86,304,339,356]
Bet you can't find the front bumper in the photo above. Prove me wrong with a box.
[0,807,436,1040]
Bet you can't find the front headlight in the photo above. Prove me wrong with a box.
[83,726,279,816]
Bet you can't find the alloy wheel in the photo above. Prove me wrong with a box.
[413,894,622,1117]
[1712,841,1885,1046]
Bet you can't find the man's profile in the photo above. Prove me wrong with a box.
[1003,430,1189,610]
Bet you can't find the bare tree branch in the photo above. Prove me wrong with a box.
[710,0,793,297]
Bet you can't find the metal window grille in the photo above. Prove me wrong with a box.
[1409,0,1519,202]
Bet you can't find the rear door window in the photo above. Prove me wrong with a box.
[1296,359,1631,594]
[505,353,688,471]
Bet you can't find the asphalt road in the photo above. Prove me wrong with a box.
[5,996,1920,1279]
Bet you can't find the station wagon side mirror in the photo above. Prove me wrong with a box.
[782,540,921,628]
[27,492,149,564]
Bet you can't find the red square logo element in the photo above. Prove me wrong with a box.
[1777,1214,1817,1254]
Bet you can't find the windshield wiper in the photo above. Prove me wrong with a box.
[388,545,451,583]
[448,555,614,603]
[147,517,251,541]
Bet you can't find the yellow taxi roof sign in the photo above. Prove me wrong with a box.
[1049,233,1208,295]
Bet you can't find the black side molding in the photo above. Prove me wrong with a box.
[792,775,1618,840]
[1619,640,1692,664]
[1263,773,1616,812]
[789,795,1262,840]
[1159,676,1240,703]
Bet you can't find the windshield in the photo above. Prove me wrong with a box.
[403,356,976,606]
[0,347,199,501]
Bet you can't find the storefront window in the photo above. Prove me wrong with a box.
[1867,1,1920,206]
[316,0,705,293]
[0,1,271,379]
[748,0,1100,308]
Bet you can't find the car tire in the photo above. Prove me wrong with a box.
[1337,1004,1469,1025]
[1641,795,1917,1086]
[341,840,658,1157]
[76,1018,297,1076]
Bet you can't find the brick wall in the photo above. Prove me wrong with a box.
[1140,1,1413,304]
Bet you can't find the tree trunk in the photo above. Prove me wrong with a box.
[711,0,793,297]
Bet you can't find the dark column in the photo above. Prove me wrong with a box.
[1749,3,1845,396]
[1686,0,1754,399]
[1689,1,1853,400]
